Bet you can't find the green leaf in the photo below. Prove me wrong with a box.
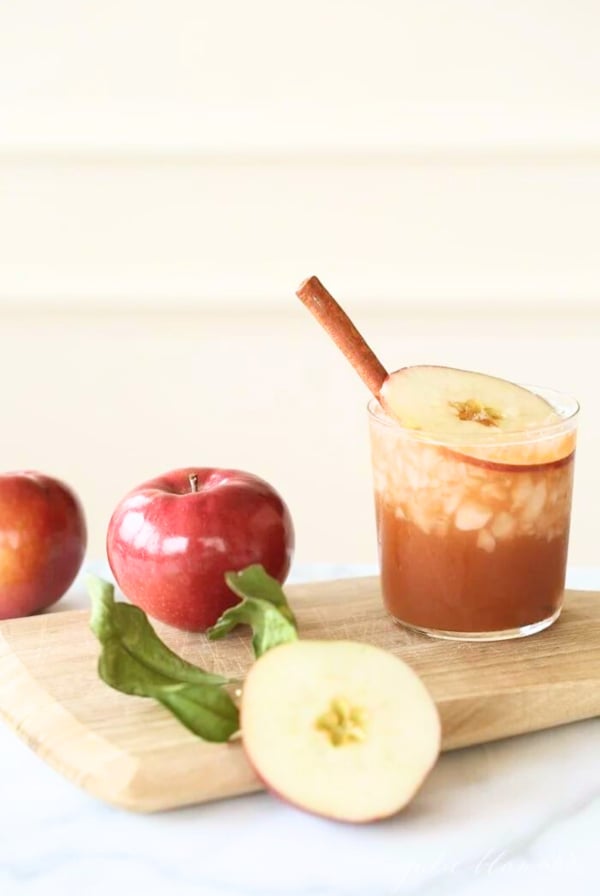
[157,684,239,742]
[88,575,239,742]
[224,564,297,626]
[89,576,230,687]
[206,565,298,657]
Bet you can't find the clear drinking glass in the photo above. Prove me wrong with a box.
[368,387,579,641]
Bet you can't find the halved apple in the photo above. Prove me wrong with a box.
[379,366,572,466]
[241,640,441,823]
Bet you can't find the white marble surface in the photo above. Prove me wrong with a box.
[1,564,599,896]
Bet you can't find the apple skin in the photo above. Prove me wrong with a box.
[0,472,87,620]
[443,444,575,473]
[106,467,294,632]
[242,755,431,826]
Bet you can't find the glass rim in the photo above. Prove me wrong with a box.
[367,383,579,448]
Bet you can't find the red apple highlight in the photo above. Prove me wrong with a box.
[0,471,87,620]
[107,467,294,632]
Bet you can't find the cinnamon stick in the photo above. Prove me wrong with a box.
[296,276,388,398]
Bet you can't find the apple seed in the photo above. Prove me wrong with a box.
[449,399,502,428]
[315,696,368,746]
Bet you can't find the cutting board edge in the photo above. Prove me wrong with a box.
[0,626,265,813]
[0,630,152,810]
[437,678,600,751]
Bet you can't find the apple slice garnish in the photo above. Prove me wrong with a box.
[241,639,441,823]
[380,366,558,438]
[379,366,576,466]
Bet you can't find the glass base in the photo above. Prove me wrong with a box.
[392,606,562,642]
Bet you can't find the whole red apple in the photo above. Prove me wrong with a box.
[106,468,294,631]
[0,471,87,620]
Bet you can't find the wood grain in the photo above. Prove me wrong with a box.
[1,577,599,813]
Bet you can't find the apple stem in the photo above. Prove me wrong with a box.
[188,473,199,493]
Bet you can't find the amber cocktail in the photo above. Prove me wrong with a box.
[295,277,580,640]
[368,388,578,640]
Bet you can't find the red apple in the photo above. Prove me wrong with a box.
[106,467,294,632]
[0,471,87,620]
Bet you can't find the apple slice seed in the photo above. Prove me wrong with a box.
[448,399,502,428]
[315,697,368,746]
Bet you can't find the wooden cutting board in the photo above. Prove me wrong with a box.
[1,577,599,813]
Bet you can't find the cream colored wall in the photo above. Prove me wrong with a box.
[0,308,597,565]
[1,1,599,566]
